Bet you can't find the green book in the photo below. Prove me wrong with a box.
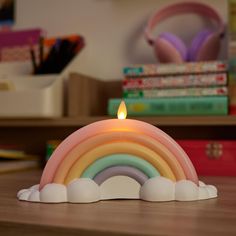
[108,97,228,116]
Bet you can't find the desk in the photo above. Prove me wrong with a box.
[0,170,235,236]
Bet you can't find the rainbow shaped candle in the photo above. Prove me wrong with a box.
[17,101,217,203]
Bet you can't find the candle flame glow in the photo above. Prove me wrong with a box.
[117,100,127,119]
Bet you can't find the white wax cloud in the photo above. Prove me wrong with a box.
[17,177,217,203]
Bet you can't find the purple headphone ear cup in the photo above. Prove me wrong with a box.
[188,30,214,61]
[155,32,188,63]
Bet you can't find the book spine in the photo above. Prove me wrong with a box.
[123,61,227,77]
[123,87,228,98]
[108,97,228,116]
[123,73,228,90]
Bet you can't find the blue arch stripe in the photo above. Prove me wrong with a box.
[81,154,160,179]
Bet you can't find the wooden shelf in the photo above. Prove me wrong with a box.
[0,74,235,156]
[0,115,236,127]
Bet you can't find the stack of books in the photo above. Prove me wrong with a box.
[108,61,228,116]
[228,0,236,114]
[0,145,39,173]
[229,0,236,56]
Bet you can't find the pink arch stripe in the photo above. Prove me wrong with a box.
[39,119,198,189]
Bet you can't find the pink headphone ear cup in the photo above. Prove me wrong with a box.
[154,32,187,63]
[188,30,220,61]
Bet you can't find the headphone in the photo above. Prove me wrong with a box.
[144,2,225,63]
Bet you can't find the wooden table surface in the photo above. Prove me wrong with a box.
[0,170,236,236]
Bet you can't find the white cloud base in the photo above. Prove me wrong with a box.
[17,176,217,203]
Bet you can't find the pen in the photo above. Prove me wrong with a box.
[29,37,37,74]
[39,36,44,66]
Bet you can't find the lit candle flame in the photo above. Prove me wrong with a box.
[117,100,127,119]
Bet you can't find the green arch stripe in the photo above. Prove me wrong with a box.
[81,154,160,179]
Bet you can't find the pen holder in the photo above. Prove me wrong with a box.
[0,73,63,118]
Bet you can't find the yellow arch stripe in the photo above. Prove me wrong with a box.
[65,142,176,185]
[53,132,186,184]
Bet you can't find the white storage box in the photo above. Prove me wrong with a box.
[0,62,63,118]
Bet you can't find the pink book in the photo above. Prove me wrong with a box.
[123,73,227,90]
[177,140,236,176]
[0,28,42,61]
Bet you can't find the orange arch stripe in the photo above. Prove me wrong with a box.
[65,142,176,185]
[53,131,186,184]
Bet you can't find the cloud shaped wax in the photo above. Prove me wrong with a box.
[17,176,217,203]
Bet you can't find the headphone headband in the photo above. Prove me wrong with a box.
[145,2,224,45]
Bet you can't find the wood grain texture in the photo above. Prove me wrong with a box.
[67,73,122,117]
[0,170,236,236]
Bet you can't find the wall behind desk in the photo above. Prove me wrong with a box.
[15,0,228,80]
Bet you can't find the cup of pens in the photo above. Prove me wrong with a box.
[30,35,85,75]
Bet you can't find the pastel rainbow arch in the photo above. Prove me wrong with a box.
[39,119,198,190]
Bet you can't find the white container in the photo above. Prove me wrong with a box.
[0,62,63,118]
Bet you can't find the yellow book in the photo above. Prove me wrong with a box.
[0,149,38,160]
